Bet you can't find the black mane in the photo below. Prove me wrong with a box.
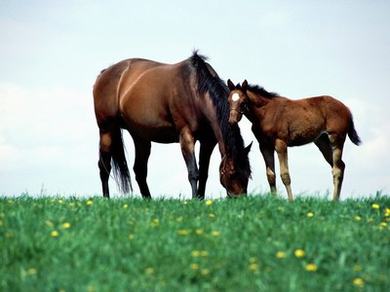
[247,84,279,99]
[189,52,251,176]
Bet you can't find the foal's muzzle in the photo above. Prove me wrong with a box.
[228,109,242,124]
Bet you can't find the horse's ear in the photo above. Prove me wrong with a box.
[244,141,253,154]
[227,79,235,91]
[242,80,248,91]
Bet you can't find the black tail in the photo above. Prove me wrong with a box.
[111,128,133,193]
[348,116,361,146]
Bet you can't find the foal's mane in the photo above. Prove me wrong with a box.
[189,52,251,176]
[247,84,279,99]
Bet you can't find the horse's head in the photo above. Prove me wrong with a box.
[219,142,252,197]
[227,79,249,124]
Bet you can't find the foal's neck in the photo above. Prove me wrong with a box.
[247,90,273,107]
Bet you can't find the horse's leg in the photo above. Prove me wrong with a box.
[314,133,333,166]
[180,127,199,199]
[329,134,346,201]
[197,140,216,200]
[133,136,152,199]
[259,143,276,195]
[275,139,294,201]
[98,129,113,198]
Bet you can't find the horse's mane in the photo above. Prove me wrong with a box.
[189,51,251,176]
[247,84,279,99]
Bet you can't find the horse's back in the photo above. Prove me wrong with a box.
[93,58,166,128]
[118,60,196,142]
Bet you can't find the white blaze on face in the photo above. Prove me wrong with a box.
[232,93,240,102]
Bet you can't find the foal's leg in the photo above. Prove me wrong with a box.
[180,127,199,199]
[133,136,152,199]
[197,140,216,200]
[329,134,346,201]
[98,129,113,198]
[314,133,333,167]
[259,143,276,195]
[275,139,294,201]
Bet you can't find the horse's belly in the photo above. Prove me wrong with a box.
[147,127,179,143]
[126,122,179,143]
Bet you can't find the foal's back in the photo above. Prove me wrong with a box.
[263,95,353,146]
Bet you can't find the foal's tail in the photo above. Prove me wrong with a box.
[111,128,133,193]
[348,116,362,146]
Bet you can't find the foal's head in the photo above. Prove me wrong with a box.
[227,79,249,124]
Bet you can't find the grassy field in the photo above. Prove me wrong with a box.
[1,195,389,291]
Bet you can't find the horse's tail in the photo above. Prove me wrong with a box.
[111,127,133,193]
[348,116,362,146]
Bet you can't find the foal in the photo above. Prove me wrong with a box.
[227,79,361,201]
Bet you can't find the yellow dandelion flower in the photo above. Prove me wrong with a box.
[26,268,37,275]
[248,263,259,272]
[145,267,154,275]
[352,277,364,288]
[307,212,314,218]
[191,263,200,270]
[211,230,220,237]
[195,228,204,235]
[385,208,390,217]
[294,249,305,258]
[208,213,216,218]
[205,199,213,206]
[276,251,286,259]
[151,218,159,227]
[305,263,317,272]
[354,215,362,221]
[123,204,128,209]
[50,230,59,238]
[61,222,71,229]
[200,250,208,257]
[379,222,387,229]
[86,200,93,206]
[371,203,380,209]
[191,250,200,257]
[177,229,190,236]
[201,268,210,276]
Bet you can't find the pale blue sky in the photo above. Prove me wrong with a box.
[1,0,389,198]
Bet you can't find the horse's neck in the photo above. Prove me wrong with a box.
[247,90,271,107]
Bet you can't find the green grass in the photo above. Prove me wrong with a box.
[1,195,389,291]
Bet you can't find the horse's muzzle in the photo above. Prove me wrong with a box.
[226,190,247,198]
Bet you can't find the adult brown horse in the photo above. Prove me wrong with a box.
[226,79,361,201]
[93,53,251,199]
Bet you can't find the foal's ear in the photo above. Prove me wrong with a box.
[227,79,235,91]
[242,80,248,91]
[244,141,253,155]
